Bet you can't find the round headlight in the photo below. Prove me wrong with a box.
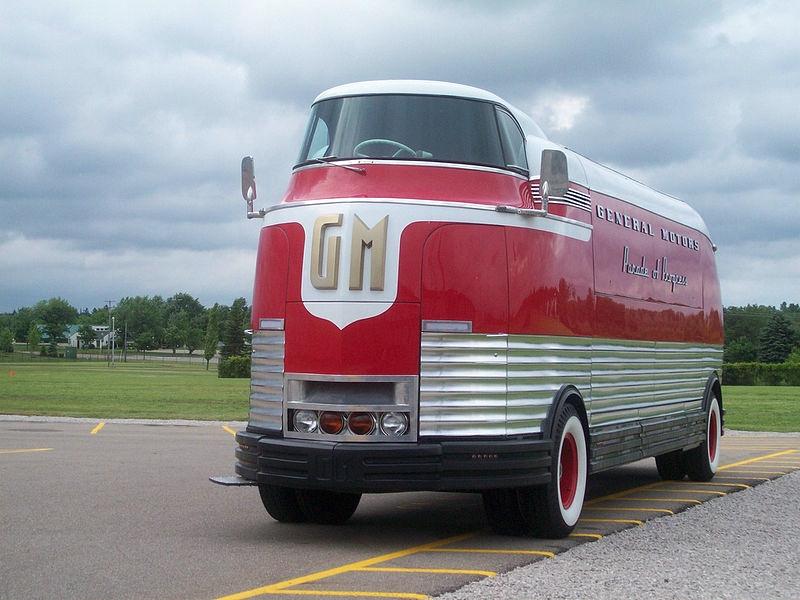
[319,411,345,435]
[348,412,376,435]
[293,410,318,433]
[380,412,409,436]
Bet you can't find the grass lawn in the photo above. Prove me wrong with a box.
[722,385,800,433]
[0,359,248,421]
[1,360,798,431]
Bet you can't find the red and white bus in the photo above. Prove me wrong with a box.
[213,80,723,538]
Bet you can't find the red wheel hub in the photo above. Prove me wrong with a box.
[559,432,578,509]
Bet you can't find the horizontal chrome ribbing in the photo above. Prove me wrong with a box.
[249,330,286,432]
[420,333,721,437]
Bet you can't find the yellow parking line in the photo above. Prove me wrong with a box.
[718,449,797,470]
[358,567,496,577]
[222,426,237,437]
[91,422,105,435]
[0,448,54,454]
[583,507,674,515]
[613,497,702,504]
[430,548,555,558]
[579,518,644,525]
[657,487,727,496]
[212,532,478,600]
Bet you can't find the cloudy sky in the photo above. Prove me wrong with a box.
[2,0,799,313]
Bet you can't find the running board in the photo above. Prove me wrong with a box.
[209,475,257,486]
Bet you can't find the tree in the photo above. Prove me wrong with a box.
[26,323,41,352]
[220,298,250,359]
[203,310,220,370]
[0,328,13,353]
[724,336,758,363]
[759,313,798,364]
[35,297,78,356]
[163,323,183,356]
[77,324,97,349]
[115,296,165,347]
[185,327,204,355]
[133,330,157,356]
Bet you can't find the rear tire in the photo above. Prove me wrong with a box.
[684,394,721,482]
[296,489,362,525]
[258,484,307,523]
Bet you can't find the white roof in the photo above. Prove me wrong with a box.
[315,80,547,139]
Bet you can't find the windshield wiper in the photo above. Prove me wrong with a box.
[309,156,366,174]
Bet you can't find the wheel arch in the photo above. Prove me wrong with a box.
[542,384,589,442]
[704,372,724,430]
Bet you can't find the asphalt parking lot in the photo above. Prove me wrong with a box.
[2,418,798,600]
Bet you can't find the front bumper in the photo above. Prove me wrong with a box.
[235,430,553,493]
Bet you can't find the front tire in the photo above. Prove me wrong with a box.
[258,484,307,523]
[528,405,588,537]
[656,450,686,480]
[684,394,722,482]
[296,490,362,525]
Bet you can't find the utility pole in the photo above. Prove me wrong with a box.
[105,299,115,366]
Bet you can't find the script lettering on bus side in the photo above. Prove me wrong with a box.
[622,246,688,292]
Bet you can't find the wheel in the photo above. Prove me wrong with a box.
[295,489,362,525]
[482,489,527,536]
[354,138,415,158]
[684,394,722,482]
[519,404,588,538]
[258,484,307,523]
[655,450,686,480]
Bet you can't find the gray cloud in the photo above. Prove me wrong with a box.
[2,0,799,312]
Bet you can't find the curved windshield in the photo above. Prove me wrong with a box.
[296,94,527,173]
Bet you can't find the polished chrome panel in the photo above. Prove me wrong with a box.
[249,330,286,432]
[508,336,592,434]
[419,333,508,436]
[421,332,722,438]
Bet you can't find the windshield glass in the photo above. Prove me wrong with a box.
[296,94,526,173]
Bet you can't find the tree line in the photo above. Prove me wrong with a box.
[723,302,800,364]
[0,293,251,370]
[3,296,799,368]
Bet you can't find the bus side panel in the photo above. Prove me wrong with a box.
[590,192,723,470]
[419,224,509,437]
[251,225,291,328]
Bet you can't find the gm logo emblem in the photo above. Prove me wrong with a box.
[310,213,388,292]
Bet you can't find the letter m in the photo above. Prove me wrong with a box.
[349,215,388,291]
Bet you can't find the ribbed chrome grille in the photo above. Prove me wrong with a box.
[249,329,285,432]
[420,333,721,438]
[590,340,723,426]
[419,333,507,436]
[508,336,592,435]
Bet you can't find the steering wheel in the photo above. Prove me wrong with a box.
[354,138,415,158]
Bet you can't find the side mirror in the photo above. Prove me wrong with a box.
[242,156,257,203]
[539,149,569,212]
[242,156,264,219]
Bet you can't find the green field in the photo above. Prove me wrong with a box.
[0,360,249,421]
[1,360,798,431]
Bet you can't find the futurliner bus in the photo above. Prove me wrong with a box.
[212,80,723,538]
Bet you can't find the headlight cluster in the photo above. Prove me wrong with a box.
[291,409,409,437]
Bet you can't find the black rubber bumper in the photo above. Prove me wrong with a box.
[235,430,553,493]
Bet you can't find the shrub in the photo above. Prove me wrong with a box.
[723,362,800,386]
[218,355,251,378]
